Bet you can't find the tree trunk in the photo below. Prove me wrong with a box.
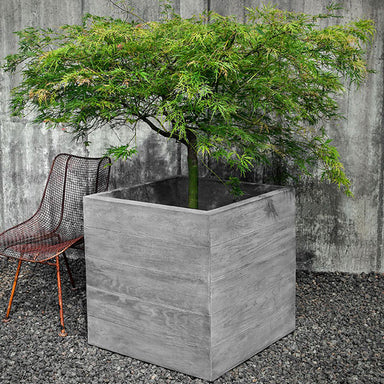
[187,132,199,209]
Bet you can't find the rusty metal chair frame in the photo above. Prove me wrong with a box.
[0,153,111,336]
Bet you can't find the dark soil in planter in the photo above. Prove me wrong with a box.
[109,176,280,210]
[0,254,383,384]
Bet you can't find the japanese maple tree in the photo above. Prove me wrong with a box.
[3,3,374,207]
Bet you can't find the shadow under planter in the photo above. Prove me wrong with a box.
[84,176,296,381]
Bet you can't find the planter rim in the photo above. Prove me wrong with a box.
[84,176,294,215]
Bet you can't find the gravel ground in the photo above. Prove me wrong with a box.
[0,255,383,384]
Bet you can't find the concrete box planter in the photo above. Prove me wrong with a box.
[83,177,296,381]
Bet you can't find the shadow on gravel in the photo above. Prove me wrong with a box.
[0,254,383,384]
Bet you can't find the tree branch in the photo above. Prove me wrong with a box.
[108,0,146,23]
[140,116,187,145]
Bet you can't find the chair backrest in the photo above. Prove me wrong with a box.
[36,154,111,241]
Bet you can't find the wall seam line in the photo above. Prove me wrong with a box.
[375,38,384,272]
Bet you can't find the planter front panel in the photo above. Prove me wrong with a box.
[84,181,296,381]
[84,197,212,378]
[87,315,211,378]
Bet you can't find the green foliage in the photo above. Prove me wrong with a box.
[3,3,375,199]
[104,144,138,161]
[226,177,245,198]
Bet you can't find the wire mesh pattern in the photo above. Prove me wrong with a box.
[0,154,111,262]
[0,153,111,336]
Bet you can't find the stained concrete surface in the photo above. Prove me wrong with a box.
[0,0,383,272]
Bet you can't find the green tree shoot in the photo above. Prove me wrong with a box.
[3,3,375,208]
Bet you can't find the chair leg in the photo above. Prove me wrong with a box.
[3,259,23,323]
[62,252,76,290]
[56,256,67,337]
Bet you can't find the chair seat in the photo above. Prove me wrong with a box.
[0,232,83,262]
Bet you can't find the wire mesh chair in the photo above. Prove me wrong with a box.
[0,153,111,336]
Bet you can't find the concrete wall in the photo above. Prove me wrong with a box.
[207,0,384,274]
[1,0,383,272]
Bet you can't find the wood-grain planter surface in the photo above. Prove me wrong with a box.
[84,176,296,381]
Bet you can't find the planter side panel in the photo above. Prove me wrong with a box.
[84,196,212,379]
[210,189,296,379]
